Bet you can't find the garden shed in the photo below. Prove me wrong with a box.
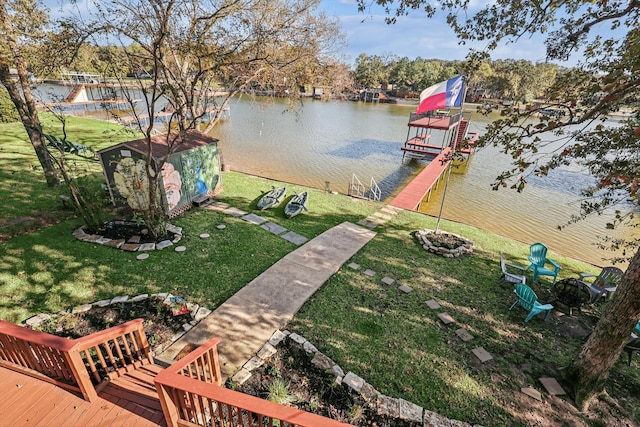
[98,130,222,217]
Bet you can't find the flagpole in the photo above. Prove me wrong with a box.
[435,76,467,232]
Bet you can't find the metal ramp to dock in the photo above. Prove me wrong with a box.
[348,174,381,201]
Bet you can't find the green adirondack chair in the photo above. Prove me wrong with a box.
[527,242,561,284]
[509,283,554,322]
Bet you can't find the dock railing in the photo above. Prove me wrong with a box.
[348,173,366,198]
[0,318,151,402]
[154,337,353,427]
[369,177,381,201]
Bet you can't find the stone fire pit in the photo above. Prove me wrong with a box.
[415,229,474,258]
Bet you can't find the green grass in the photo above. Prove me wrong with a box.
[1,117,638,426]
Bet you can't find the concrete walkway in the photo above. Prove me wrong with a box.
[159,221,376,378]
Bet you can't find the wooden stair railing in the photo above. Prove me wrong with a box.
[154,337,354,427]
[0,319,152,402]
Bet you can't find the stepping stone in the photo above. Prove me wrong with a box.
[136,253,149,260]
[398,284,413,293]
[381,207,399,215]
[455,328,474,342]
[216,224,226,230]
[381,276,395,285]
[437,312,455,325]
[472,347,494,363]
[261,222,287,235]
[242,213,267,225]
[365,216,384,224]
[363,269,376,277]
[425,300,441,310]
[175,246,187,252]
[357,220,377,229]
[281,231,308,245]
[347,262,360,270]
[223,207,247,217]
[539,377,566,395]
[202,201,229,211]
[200,233,210,239]
[521,386,543,401]
[373,212,393,220]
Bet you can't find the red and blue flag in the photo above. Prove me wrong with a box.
[416,75,465,114]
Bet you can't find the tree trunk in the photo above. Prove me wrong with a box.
[564,248,640,410]
[0,3,59,187]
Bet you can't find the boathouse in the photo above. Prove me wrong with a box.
[390,110,478,211]
[98,130,222,217]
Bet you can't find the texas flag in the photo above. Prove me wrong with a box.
[416,75,465,114]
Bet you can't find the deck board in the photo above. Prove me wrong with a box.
[1,366,166,426]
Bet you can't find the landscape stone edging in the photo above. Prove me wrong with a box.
[231,330,483,427]
[414,228,474,258]
[23,293,211,357]
[72,223,183,253]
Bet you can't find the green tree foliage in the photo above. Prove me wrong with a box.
[0,0,60,186]
[0,86,19,123]
[357,0,639,413]
[353,53,389,88]
[64,0,343,236]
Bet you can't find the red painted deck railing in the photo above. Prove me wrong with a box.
[154,337,354,427]
[0,318,152,402]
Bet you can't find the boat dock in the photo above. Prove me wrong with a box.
[389,146,452,210]
[392,109,478,210]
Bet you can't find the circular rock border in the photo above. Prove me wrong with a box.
[23,293,211,357]
[72,223,183,253]
[414,228,474,258]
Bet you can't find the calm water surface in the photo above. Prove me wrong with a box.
[210,97,638,267]
[37,84,636,266]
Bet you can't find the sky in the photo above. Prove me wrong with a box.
[45,0,622,69]
[318,0,566,67]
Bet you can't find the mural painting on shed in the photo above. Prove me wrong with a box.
[98,130,222,216]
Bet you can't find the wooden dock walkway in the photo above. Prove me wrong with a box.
[389,146,452,210]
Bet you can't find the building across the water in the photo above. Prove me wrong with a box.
[60,71,102,85]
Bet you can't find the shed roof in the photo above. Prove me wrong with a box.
[99,130,218,159]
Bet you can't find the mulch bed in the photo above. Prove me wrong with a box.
[31,297,190,353]
[230,338,420,427]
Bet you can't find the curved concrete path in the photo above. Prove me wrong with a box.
[159,221,376,378]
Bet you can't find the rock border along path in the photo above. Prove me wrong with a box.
[231,330,483,427]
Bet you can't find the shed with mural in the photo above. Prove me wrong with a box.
[98,130,222,217]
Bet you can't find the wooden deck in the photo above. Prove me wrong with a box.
[389,146,452,210]
[1,365,166,426]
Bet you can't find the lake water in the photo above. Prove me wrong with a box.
[37,83,637,266]
[209,97,638,267]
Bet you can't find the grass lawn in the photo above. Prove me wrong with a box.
[1,117,639,426]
